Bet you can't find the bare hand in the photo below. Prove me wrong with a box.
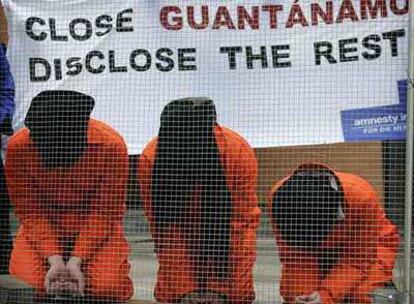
[44,255,68,295]
[66,256,85,296]
[295,291,322,304]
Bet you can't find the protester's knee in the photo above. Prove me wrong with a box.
[9,241,46,293]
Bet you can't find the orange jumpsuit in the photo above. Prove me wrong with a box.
[268,163,400,304]
[139,125,261,303]
[5,119,133,301]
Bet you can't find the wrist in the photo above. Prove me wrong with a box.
[318,288,334,304]
[67,256,82,267]
[47,255,64,266]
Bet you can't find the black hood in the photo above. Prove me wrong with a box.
[25,90,94,169]
[272,167,345,251]
[151,97,232,282]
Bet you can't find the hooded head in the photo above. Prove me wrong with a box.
[272,166,345,251]
[25,90,94,169]
[151,97,232,279]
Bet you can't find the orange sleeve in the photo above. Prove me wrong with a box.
[278,250,321,304]
[72,141,128,261]
[137,140,169,250]
[230,140,260,226]
[318,190,379,304]
[222,137,261,302]
[137,140,157,228]
[270,223,321,303]
[5,139,61,259]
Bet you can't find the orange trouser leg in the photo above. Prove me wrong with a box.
[353,236,399,303]
[83,237,133,301]
[9,232,47,295]
[352,261,393,304]
[154,242,197,303]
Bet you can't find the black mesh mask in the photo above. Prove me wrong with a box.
[25,90,94,169]
[151,98,232,281]
[272,168,345,251]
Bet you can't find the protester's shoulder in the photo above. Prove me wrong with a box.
[88,119,126,149]
[337,172,375,195]
[141,137,158,161]
[8,128,31,150]
[217,125,255,159]
[217,125,252,149]
[336,171,379,210]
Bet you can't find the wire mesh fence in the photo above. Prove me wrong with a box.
[0,1,412,303]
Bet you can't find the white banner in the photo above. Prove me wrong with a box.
[3,0,409,154]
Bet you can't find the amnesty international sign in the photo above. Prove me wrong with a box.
[3,0,409,153]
